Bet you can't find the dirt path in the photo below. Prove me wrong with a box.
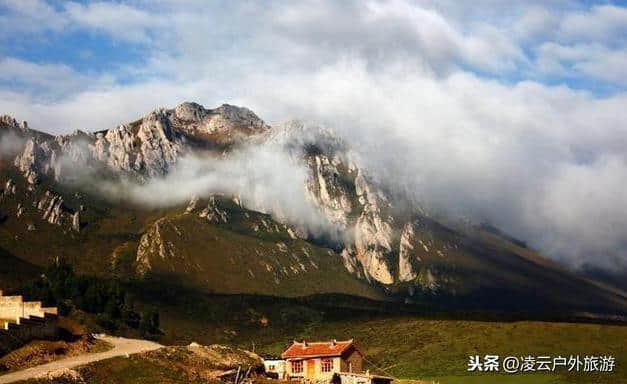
[0,335,162,383]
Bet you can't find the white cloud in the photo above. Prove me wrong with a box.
[513,6,558,41]
[239,60,627,269]
[0,0,161,43]
[0,0,66,35]
[1,0,627,271]
[63,1,161,43]
[95,147,344,241]
[559,5,627,42]
[536,43,627,86]
[0,57,116,98]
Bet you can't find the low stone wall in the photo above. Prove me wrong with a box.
[0,294,57,325]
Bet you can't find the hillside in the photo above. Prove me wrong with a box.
[11,306,627,384]
[1,104,627,317]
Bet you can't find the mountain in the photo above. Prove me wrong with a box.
[1,103,626,317]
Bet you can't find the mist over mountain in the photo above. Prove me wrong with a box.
[1,102,627,318]
[1,1,627,318]
[4,92,626,273]
[2,1,627,271]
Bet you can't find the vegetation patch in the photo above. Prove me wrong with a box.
[14,261,161,337]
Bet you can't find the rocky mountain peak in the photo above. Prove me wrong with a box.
[172,102,270,137]
[5,102,273,180]
[1,102,429,287]
[174,102,209,122]
[0,115,28,130]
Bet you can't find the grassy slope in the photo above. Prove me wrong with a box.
[138,203,383,298]
[289,316,627,384]
[94,286,625,384]
[15,309,627,384]
[15,355,208,384]
[0,166,380,300]
[391,217,627,315]
[2,157,627,315]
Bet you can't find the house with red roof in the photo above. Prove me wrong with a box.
[277,339,392,384]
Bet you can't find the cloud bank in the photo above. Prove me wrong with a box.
[100,146,345,242]
[0,0,626,270]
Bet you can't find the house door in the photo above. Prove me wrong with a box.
[307,360,315,378]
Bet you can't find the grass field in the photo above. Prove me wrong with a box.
[7,287,626,384]
[15,312,627,384]
[108,288,627,384]
[255,316,626,384]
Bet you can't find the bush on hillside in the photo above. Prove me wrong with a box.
[18,260,159,334]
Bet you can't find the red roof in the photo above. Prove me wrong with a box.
[281,339,356,359]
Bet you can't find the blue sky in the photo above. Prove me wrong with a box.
[1,0,627,269]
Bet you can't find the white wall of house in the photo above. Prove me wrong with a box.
[264,359,286,378]
[287,356,343,380]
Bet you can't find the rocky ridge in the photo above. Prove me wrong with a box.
[3,103,627,314]
[0,103,443,290]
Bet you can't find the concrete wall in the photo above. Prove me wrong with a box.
[264,359,287,378]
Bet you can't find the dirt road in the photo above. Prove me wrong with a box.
[0,335,162,383]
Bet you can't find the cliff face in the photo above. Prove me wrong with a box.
[1,103,432,288]
[3,103,627,314]
[5,103,270,183]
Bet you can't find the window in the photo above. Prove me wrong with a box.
[321,358,333,372]
[292,360,303,373]
[268,365,275,371]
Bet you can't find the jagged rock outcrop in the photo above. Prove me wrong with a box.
[72,212,81,232]
[44,196,63,225]
[353,208,394,284]
[8,102,269,182]
[35,191,70,226]
[185,196,199,214]
[136,218,169,276]
[199,196,229,223]
[175,102,270,136]
[16,203,24,218]
[340,247,363,277]
[271,121,401,284]
[2,179,16,196]
[398,222,418,282]
[135,110,183,176]
[13,139,54,185]
[418,267,439,292]
[0,115,27,130]
[305,154,353,227]
[91,125,136,172]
